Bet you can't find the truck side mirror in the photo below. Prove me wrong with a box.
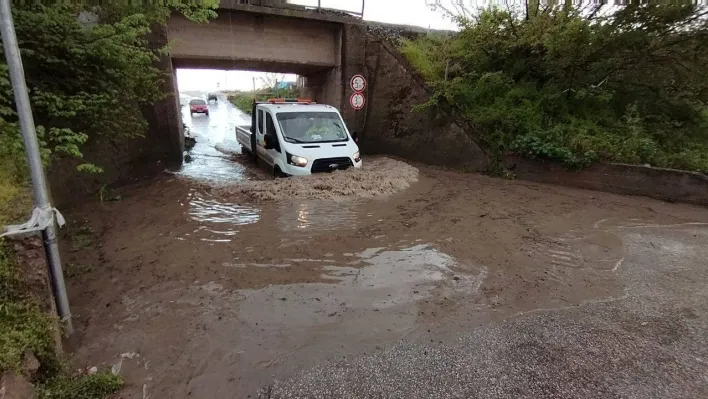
[351,131,359,143]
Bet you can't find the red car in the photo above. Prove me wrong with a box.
[189,99,209,116]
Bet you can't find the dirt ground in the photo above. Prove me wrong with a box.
[59,159,708,398]
[58,101,708,398]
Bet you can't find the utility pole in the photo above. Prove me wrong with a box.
[0,0,73,334]
[252,76,256,100]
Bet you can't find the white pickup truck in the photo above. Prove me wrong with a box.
[236,99,362,177]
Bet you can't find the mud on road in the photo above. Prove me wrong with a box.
[60,101,708,398]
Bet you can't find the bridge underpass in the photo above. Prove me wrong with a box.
[148,6,352,165]
[145,1,479,173]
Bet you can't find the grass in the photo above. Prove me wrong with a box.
[228,93,254,115]
[0,240,122,397]
[38,373,123,399]
[0,176,31,226]
[64,263,95,279]
[0,240,61,375]
[70,226,98,251]
[227,88,302,115]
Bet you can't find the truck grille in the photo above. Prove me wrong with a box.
[311,157,353,173]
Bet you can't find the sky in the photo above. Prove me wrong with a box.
[176,0,460,93]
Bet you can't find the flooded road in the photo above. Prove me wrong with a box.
[61,97,708,398]
[178,98,257,183]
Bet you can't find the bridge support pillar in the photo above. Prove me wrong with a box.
[145,25,184,168]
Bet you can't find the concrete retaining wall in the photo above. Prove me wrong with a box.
[506,155,708,206]
[340,25,489,170]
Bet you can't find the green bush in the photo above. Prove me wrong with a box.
[0,3,217,222]
[402,5,708,173]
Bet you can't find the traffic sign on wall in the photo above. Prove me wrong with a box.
[350,74,366,92]
[350,92,365,110]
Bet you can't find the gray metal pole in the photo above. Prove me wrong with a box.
[0,0,73,335]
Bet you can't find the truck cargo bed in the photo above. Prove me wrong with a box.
[235,124,252,154]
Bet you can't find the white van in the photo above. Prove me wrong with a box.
[236,99,361,177]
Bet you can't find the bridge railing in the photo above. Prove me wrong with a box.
[287,1,364,17]
[236,0,365,18]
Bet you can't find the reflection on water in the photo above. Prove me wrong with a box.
[234,243,486,331]
[190,195,260,225]
[184,190,260,242]
[177,95,253,183]
[277,200,359,232]
[175,97,364,238]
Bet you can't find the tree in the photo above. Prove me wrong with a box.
[0,3,217,186]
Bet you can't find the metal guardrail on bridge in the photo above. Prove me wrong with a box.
[237,0,365,18]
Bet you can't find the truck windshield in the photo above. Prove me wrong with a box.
[276,112,348,143]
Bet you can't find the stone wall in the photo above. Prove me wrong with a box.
[506,155,708,206]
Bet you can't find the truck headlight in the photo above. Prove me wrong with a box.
[353,152,361,162]
[290,155,308,167]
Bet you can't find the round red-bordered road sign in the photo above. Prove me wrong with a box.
[350,74,366,92]
[350,92,365,109]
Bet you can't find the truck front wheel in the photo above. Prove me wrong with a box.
[274,166,287,178]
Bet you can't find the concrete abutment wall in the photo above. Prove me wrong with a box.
[150,8,348,167]
[339,24,490,170]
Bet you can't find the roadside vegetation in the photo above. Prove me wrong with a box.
[1,240,123,398]
[0,2,216,398]
[229,92,257,114]
[228,75,301,114]
[401,4,708,172]
[0,2,216,219]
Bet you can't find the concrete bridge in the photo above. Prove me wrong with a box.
[141,0,487,174]
[149,1,362,164]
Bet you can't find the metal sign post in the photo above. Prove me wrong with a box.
[0,0,73,335]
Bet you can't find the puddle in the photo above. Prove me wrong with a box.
[183,190,260,241]
[188,191,260,225]
[235,243,486,326]
[276,200,360,232]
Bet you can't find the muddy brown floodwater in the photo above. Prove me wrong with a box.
[60,100,708,398]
